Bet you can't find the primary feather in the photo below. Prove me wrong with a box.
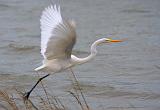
[40,5,76,60]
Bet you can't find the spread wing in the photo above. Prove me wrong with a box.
[40,5,76,60]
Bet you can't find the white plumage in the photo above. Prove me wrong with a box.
[40,5,62,59]
[37,5,77,72]
[34,4,123,72]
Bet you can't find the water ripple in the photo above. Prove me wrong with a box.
[8,43,37,51]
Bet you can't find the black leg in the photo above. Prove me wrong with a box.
[24,74,50,99]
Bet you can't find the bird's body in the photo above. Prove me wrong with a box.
[36,5,104,73]
[35,58,70,72]
[35,37,109,72]
[24,4,123,99]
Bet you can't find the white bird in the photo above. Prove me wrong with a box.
[24,4,123,99]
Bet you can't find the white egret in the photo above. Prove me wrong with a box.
[24,4,123,99]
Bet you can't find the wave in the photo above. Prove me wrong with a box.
[8,43,38,51]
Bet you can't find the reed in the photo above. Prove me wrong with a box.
[0,68,92,110]
[0,79,91,110]
[0,90,19,110]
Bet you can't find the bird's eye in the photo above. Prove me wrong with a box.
[105,38,112,42]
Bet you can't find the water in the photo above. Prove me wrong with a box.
[0,0,160,109]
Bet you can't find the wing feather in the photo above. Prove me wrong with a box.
[40,5,76,60]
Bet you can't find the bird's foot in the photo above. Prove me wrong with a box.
[23,92,31,100]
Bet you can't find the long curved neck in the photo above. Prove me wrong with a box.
[71,39,101,65]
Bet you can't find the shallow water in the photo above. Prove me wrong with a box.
[0,0,160,109]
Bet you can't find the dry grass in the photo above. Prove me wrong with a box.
[69,68,91,110]
[0,90,19,110]
[0,75,91,110]
[0,87,91,110]
[0,68,92,110]
[0,88,90,110]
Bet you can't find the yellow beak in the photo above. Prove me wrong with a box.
[108,39,123,43]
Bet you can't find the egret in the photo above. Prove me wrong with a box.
[24,4,123,99]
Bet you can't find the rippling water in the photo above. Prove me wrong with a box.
[0,0,160,110]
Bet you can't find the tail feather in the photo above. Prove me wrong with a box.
[34,65,46,71]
